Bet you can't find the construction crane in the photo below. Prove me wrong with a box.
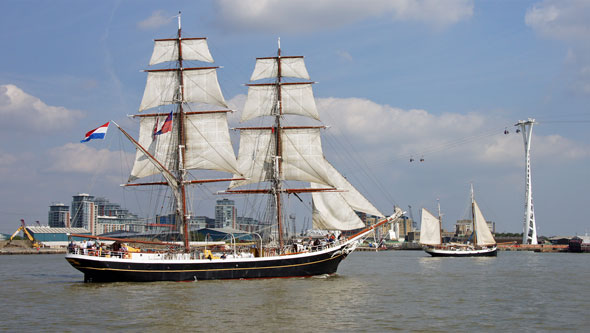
[408,205,417,230]
[8,219,42,248]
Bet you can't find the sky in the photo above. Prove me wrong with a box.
[0,0,589,237]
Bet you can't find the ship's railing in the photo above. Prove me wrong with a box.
[68,247,129,258]
[66,237,347,259]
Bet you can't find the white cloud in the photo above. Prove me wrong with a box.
[228,94,589,166]
[336,50,353,62]
[215,0,473,33]
[525,0,590,42]
[46,143,132,175]
[526,1,590,95]
[316,97,589,166]
[0,84,84,132]
[138,10,173,30]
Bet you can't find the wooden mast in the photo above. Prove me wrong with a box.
[176,11,190,251]
[274,38,284,251]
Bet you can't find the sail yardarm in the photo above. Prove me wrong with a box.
[250,56,310,81]
[139,68,227,112]
[183,112,240,174]
[241,83,319,122]
[149,38,214,66]
[133,110,233,118]
[420,208,441,245]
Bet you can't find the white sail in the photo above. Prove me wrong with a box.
[139,69,228,112]
[130,113,239,181]
[419,208,441,245]
[319,162,384,217]
[183,69,228,108]
[230,128,332,188]
[184,112,240,174]
[149,39,214,66]
[229,129,274,188]
[129,115,177,181]
[250,57,310,81]
[281,128,331,185]
[473,200,496,246]
[241,84,319,122]
[311,185,365,231]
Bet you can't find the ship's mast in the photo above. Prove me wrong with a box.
[273,37,284,250]
[175,11,190,251]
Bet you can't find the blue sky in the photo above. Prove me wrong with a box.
[0,0,589,236]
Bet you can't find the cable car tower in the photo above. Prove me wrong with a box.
[515,118,538,245]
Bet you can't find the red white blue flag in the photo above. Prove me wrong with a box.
[154,111,173,137]
[80,122,110,143]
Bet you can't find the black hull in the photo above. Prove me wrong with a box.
[66,246,350,282]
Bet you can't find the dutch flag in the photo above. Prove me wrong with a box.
[80,122,110,143]
[153,111,173,137]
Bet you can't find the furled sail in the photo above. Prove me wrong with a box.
[311,187,365,231]
[230,128,332,188]
[250,57,310,81]
[473,200,496,246]
[241,84,319,122]
[149,39,214,65]
[419,208,441,245]
[130,113,239,181]
[139,69,228,112]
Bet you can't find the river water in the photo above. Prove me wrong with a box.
[0,251,588,332]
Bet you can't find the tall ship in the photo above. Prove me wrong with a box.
[65,14,402,282]
[419,185,497,257]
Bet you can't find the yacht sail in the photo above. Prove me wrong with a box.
[419,208,441,246]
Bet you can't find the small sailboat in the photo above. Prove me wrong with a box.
[420,185,497,257]
[65,13,402,282]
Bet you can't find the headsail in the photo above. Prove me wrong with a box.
[419,208,441,245]
[310,161,384,230]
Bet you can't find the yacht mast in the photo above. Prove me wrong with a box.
[437,199,443,245]
[470,183,477,246]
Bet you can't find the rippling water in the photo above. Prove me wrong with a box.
[1,251,588,332]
